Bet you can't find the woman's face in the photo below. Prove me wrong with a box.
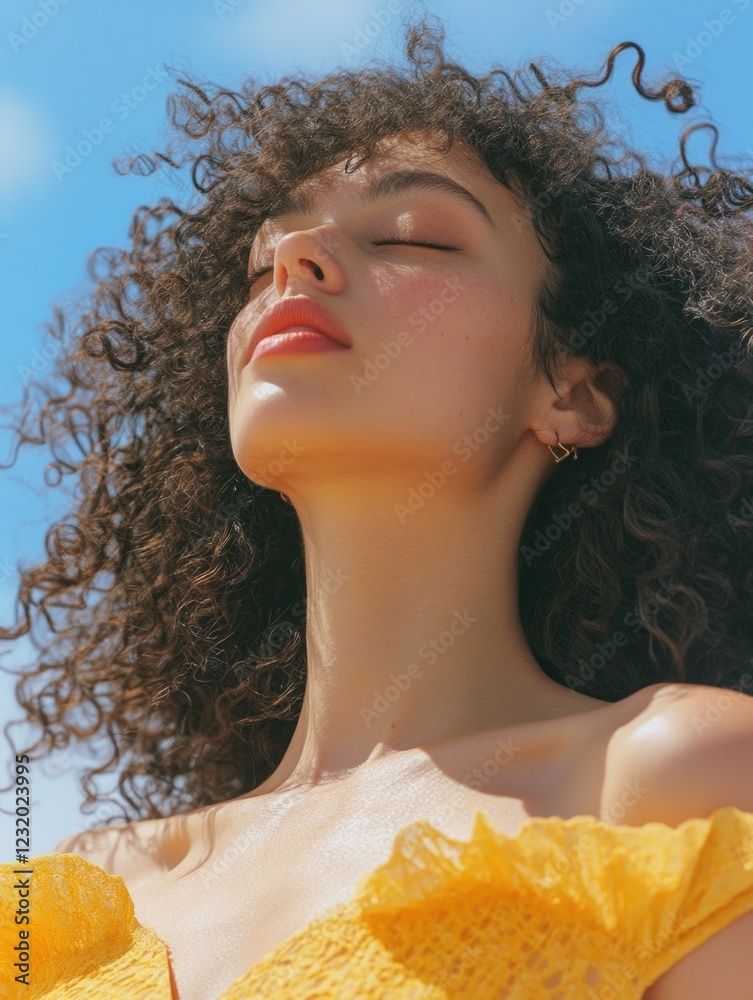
[226,132,550,499]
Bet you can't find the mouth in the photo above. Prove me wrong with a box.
[245,295,352,366]
[249,327,351,361]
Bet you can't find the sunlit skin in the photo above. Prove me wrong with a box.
[225,130,624,794]
[55,132,753,1000]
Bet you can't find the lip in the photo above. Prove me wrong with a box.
[245,295,352,365]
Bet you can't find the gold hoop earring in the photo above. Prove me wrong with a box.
[547,430,579,463]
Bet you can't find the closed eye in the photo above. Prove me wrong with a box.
[246,265,274,286]
[372,236,461,250]
[246,236,461,286]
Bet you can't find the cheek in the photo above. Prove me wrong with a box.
[226,313,251,399]
[464,267,537,370]
[392,269,531,386]
[380,269,477,357]
[226,342,236,406]
[362,279,506,454]
[423,286,534,455]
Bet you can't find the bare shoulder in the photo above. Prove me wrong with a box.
[617,683,753,1000]
[52,821,141,869]
[605,680,753,826]
[52,815,178,888]
[573,682,753,999]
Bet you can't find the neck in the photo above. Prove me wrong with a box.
[255,442,606,794]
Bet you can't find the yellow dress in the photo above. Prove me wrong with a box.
[3,805,753,999]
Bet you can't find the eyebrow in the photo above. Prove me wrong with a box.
[259,169,496,229]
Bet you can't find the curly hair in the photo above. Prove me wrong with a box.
[2,10,753,828]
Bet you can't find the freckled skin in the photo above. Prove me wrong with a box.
[89,131,639,1000]
[224,130,623,794]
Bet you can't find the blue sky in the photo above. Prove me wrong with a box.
[0,0,751,855]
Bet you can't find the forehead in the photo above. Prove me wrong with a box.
[255,132,533,238]
[294,133,485,195]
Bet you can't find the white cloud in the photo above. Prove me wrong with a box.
[0,91,56,212]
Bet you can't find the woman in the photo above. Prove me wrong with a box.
[2,13,753,999]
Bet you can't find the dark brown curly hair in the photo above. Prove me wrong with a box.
[2,10,753,829]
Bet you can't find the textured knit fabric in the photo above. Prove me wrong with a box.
[3,805,753,999]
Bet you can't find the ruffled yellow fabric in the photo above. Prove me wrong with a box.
[2,805,753,999]
[0,852,172,999]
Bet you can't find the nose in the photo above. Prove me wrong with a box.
[273,226,346,296]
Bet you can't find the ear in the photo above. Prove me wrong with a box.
[534,358,629,452]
